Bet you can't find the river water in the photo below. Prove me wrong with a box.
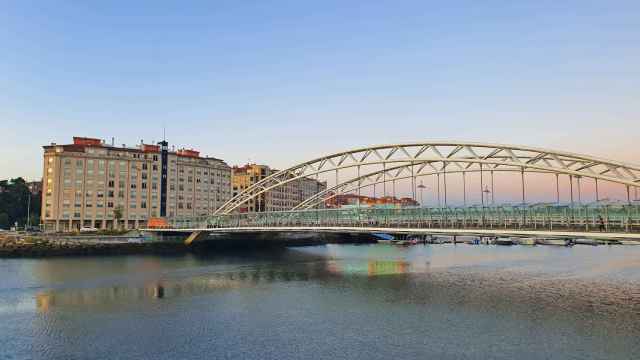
[1,244,640,360]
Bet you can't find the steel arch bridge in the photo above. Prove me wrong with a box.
[216,141,640,215]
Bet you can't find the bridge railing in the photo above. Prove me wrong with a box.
[167,204,640,233]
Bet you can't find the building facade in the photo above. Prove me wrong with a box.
[41,137,232,232]
[325,194,420,208]
[231,164,326,212]
[27,181,43,195]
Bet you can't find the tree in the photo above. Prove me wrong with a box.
[0,213,8,229]
[0,177,37,229]
[113,205,124,230]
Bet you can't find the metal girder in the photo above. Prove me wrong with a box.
[296,166,557,210]
[215,141,640,215]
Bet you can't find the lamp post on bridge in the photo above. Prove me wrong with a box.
[482,185,491,228]
[417,181,427,207]
[482,186,491,206]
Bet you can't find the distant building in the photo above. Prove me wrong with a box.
[41,137,232,232]
[326,194,419,208]
[231,164,326,212]
[27,181,42,195]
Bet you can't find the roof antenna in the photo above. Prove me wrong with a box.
[163,121,166,142]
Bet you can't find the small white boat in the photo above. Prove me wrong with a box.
[574,238,599,246]
[620,240,640,245]
[536,238,571,246]
[517,238,536,246]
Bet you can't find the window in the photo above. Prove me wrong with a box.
[141,201,147,209]
[108,180,115,187]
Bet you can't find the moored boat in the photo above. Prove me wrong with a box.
[619,240,640,245]
[493,238,514,246]
[574,238,599,246]
[516,238,536,245]
[536,238,571,246]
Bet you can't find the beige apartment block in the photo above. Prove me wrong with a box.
[231,164,326,213]
[41,137,231,232]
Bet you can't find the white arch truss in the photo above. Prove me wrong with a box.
[217,142,640,215]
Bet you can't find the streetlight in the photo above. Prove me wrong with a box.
[482,185,491,206]
[417,181,427,207]
[26,191,31,230]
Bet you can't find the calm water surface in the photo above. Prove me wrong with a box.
[1,244,640,360]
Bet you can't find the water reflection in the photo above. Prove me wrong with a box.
[29,245,640,321]
[4,244,640,359]
[34,256,425,312]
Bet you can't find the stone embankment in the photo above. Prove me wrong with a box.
[0,233,188,257]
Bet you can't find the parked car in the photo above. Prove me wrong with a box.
[80,227,99,233]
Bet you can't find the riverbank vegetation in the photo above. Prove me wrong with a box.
[0,178,41,229]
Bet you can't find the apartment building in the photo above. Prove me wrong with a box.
[41,137,232,232]
[231,164,326,212]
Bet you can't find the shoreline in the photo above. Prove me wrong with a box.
[0,232,377,258]
[0,234,190,258]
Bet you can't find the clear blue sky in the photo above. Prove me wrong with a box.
[1,0,638,187]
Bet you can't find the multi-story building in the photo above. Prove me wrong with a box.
[41,137,232,232]
[27,181,42,195]
[231,164,326,212]
[325,194,420,208]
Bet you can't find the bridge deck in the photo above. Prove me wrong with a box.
[145,226,640,241]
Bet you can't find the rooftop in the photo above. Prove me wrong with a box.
[43,136,225,162]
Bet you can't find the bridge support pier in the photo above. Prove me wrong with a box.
[184,231,203,246]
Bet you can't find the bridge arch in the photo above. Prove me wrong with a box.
[216,142,640,214]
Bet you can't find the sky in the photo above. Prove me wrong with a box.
[0,1,638,202]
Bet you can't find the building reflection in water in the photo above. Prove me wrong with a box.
[34,256,432,313]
